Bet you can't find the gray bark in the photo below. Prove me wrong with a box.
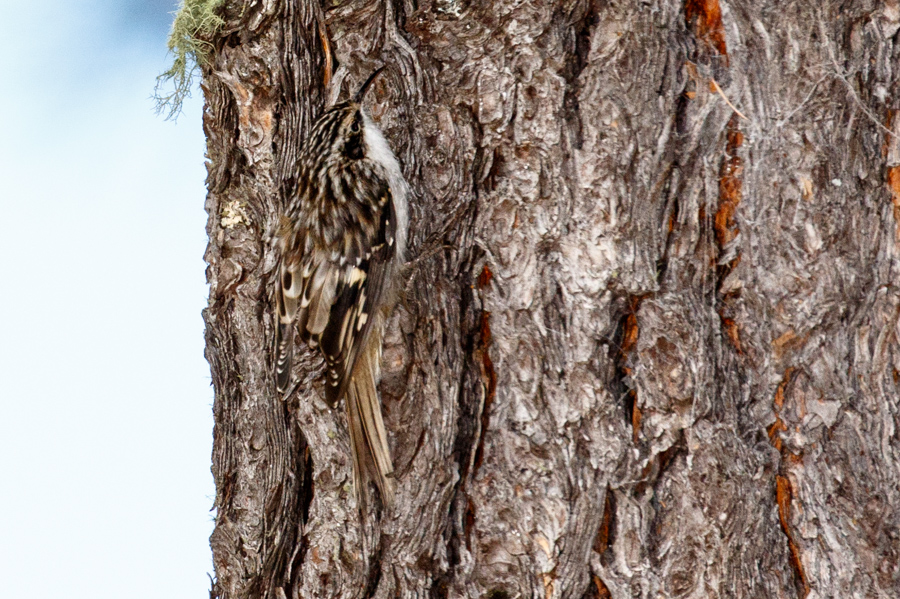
[200,1,900,597]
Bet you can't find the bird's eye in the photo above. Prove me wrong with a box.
[350,117,361,133]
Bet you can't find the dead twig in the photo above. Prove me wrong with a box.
[710,78,749,121]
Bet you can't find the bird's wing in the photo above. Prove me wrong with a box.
[280,181,397,407]
[274,275,296,394]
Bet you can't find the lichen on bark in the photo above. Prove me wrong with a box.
[155,0,227,119]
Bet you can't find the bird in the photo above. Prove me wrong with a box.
[273,68,408,513]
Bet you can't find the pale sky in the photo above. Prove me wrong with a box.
[0,1,214,597]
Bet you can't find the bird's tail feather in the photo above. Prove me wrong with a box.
[346,347,394,514]
[275,322,294,394]
[275,282,296,395]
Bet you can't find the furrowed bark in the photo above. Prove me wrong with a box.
[202,1,900,597]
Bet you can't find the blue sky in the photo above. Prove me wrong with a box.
[0,2,214,597]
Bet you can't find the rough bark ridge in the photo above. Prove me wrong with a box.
[202,1,900,597]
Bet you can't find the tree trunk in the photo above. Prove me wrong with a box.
[201,1,900,597]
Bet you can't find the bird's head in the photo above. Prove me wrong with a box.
[318,68,385,162]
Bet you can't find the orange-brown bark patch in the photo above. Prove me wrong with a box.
[593,490,614,554]
[767,368,795,451]
[888,166,900,241]
[773,368,794,410]
[884,110,897,158]
[622,313,639,355]
[618,296,648,443]
[472,311,497,474]
[721,317,742,353]
[477,264,493,289]
[716,116,744,351]
[772,330,810,359]
[767,418,786,452]
[318,21,332,87]
[684,0,728,57]
[776,475,810,597]
[716,119,744,248]
[592,576,612,599]
[768,369,809,596]
[632,404,642,444]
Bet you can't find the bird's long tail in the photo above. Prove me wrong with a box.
[345,345,394,514]
[274,280,296,395]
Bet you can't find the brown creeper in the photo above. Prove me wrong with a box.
[274,68,408,511]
